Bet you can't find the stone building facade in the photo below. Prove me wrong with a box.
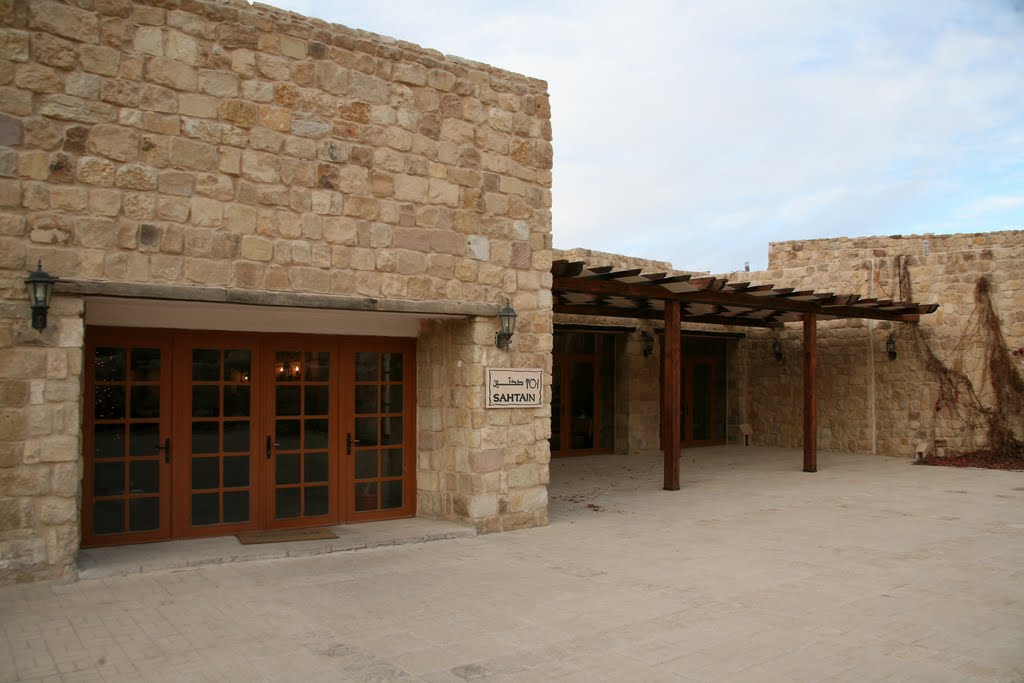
[0,0,553,583]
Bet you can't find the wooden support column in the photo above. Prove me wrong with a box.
[663,300,681,490]
[803,312,817,472]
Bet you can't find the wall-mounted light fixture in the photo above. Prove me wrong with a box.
[886,334,897,361]
[495,300,517,350]
[772,338,784,362]
[641,331,654,358]
[25,260,56,331]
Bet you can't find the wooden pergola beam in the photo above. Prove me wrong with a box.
[552,304,784,328]
[552,276,929,322]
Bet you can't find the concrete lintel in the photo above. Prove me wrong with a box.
[56,279,496,318]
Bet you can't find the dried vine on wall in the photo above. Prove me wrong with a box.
[895,258,1024,456]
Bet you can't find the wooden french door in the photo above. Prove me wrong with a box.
[680,356,724,447]
[264,342,339,528]
[82,328,416,547]
[550,332,615,457]
[83,331,173,547]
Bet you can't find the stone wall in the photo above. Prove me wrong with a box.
[0,0,552,582]
[732,230,1024,456]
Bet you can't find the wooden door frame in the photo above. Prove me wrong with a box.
[170,330,263,539]
[681,355,725,447]
[340,336,418,522]
[82,328,174,548]
[82,326,418,547]
[550,348,611,458]
[261,334,343,530]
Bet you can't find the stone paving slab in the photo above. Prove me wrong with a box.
[2,447,1023,682]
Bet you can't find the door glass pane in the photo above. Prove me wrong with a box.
[380,417,402,446]
[276,420,300,450]
[275,351,302,382]
[95,347,126,381]
[130,386,160,419]
[354,482,377,511]
[130,348,161,381]
[355,417,378,447]
[191,422,219,454]
[304,486,328,516]
[192,349,220,381]
[355,352,377,381]
[129,498,159,531]
[381,385,402,413]
[223,421,250,453]
[94,462,125,496]
[275,386,300,416]
[355,450,377,479]
[304,419,328,450]
[304,352,330,381]
[128,423,159,456]
[355,385,377,414]
[382,449,403,477]
[94,424,125,458]
[94,500,124,534]
[304,386,329,415]
[192,457,219,490]
[224,350,251,382]
[192,386,220,417]
[223,456,250,488]
[570,362,595,450]
[305,452,328,483]
[129,460,159,494]
[381,353,403,381]
[276,488,300,518]
[223,491,249,522]
[223,386,251,417]
[276,453,300,485]
[95,386,125,420]
[381,480,402,509]
[192,493,218,525]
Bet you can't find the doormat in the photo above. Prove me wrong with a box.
[236,528,338,545]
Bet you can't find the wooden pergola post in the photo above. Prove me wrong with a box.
[663,300,681,490]
[803,312,817,472]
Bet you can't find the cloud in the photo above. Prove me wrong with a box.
[267,0,1024,272]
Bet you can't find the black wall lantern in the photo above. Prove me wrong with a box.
[886,333,897,361]
[641,331,654,358]
[495,300,517,350]
[25,260,56,331]
[772,338,784,362]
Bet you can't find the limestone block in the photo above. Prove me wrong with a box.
[81,45,121,76]
[76,157,116,186]
[145,57,196,92]
[219,99,258,128]
[38,94,115,123]
[169,138,218,171]
[190,197,222,227]
[30,1,100,43]
[241,235,273,261]
[241,149,279,184]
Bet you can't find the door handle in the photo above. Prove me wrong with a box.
[266,435,280,460]
[155,437,171,464]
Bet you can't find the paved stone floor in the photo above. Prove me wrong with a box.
[2,447,1022,682]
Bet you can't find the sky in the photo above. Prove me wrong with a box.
[266,0,1024,273]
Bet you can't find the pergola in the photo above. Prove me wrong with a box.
[551,260,939,490]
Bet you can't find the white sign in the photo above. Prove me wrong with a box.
[486,368,543,408]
